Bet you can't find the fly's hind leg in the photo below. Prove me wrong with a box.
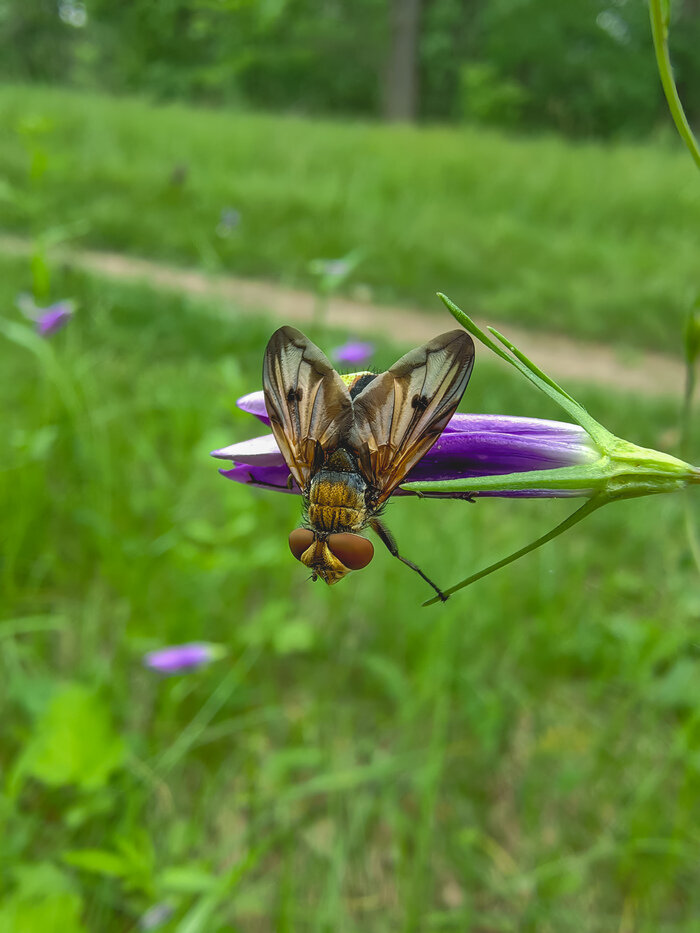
[369,518,448,603]
[401,490,476,503]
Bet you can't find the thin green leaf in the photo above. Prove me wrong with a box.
[438,293,608,441]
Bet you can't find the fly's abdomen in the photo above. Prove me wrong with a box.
[308,470,366,533]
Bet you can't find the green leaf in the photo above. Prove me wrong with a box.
[438,293,612,445]
[61,849,131,879]
[0,864,86,933]
[159,866,218,894]
[272,620,315,655]
[12,683,125,793]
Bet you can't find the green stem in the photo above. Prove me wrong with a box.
[423,496,606,606]
[683,491,700,574]
[649,0,700,171]
[649,0,700,572]
[680,358,700,573]
[406,464,597,495]
[680,358,696,462]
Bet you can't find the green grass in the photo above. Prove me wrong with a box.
[2,250,700,931]
[1,83,699,355]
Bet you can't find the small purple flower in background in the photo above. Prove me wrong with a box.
[143,642,225,674]
[16,293,75,337]
[315,258,351,278]
[211,390,599,499]
[216,207,241,238]
[331,340,375,368]
[309,250,363,291]
[140,904,174,930]
[36,301,74,336]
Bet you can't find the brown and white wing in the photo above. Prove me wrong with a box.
[263,326,353,490]
[350,330,474,504]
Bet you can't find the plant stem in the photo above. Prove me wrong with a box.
[648,0,700,171]
[423,496,606,606]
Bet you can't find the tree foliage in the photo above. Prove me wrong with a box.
[1,0,699,137]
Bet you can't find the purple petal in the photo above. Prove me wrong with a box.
[319,259,350,277]
[236,391,270,425]
[36,301,74,337]
[412,429,597,477]
[143,643,218,674]
[331,340,375,367]
[219,464,300,493]
[211,433,281,465]
[213,412,598,499]
[140,904,174,930]
[441,413,589,438]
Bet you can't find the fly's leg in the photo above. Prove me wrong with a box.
[247,471,296,492]
[401,489,476,503]
[369,518,448,603]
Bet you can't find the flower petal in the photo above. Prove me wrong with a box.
[143,642,222,674]
[236,390,270,425]
[211,433,282,465]
[332,340,375,366]
[214,410,598,499]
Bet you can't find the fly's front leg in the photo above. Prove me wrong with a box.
[247,471,297,492]
[369,518,448,603]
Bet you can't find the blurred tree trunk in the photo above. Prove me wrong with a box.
[382,0,423,121]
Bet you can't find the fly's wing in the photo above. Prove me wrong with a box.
[350,330,474,505]
[263,326,353,490]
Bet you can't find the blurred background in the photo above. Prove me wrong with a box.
[1,1,700,931]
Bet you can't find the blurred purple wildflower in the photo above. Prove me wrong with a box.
[318,259,350,278]
[331,340,375,368]
[216,207,241,238]
[212,390,598,499]
[143,642,224,674]
[140,904,174,931]
[16,293,75,337]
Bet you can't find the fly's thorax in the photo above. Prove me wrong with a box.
[307,456,368,533]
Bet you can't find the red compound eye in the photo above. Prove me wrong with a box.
[327,533,374,570]
[289,528,315,560]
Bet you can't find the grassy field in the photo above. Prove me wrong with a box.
[0,83,699,355]
[2,247,700,931]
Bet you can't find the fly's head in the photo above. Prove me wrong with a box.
[288,528,374,586]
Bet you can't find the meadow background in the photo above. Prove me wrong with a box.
[2,2,700,931]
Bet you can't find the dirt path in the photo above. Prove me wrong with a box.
[1,233,687,398]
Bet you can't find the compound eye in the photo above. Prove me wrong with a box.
[327,533,374,570]
[289,528,315,560]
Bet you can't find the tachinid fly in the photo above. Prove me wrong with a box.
[263,326,474,600]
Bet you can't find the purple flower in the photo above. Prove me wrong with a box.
[143,642,224,674]
[331,340,375,367]
[140,904,174,930]
[310,258,350,278]
[211,391,598,498]
[16,293,75,337]
[216,207,241,237]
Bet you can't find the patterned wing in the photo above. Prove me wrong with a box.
[349,330,474,504]
[263,326,353,490]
